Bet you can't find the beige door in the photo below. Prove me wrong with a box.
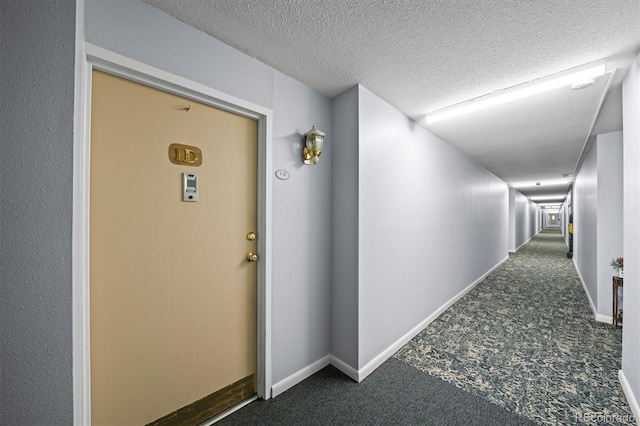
[90,70,258,425]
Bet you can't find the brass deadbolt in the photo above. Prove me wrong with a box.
[247,232,257,241]
[246,252,258,262]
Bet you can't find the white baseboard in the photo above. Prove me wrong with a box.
[573,258,599,321]
[270,355,330,398]
[353,254,510,383]
[514,232,538,252]
[511,228,542,253]
[353,311,437,382]
[595,313,613,324]
[572,258,616,324]
[329,355,359,381]
[619,370,640,420]
[270,255,510,395]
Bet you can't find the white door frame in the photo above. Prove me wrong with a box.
[72,43,273,425]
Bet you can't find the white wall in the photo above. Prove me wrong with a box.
[573,132,623,321]
[574,141,598,309]
[622,50,640,419]
[509,188,517,251]
[359,87,509,368]
[86,0,273,108]
[512,189,540,252]
[331,86,360,367]
[271,73,332,382]
[596,132,623,320]
[331,86,509,373]
[1,1,76,424]
[85,0,333,389]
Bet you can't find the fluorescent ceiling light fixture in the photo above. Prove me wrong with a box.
[425,62,607,124]
[511,179,571,188]
[529,195,566,201]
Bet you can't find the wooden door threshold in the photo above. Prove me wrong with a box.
[198,395,258,425]
[147,374,256,426]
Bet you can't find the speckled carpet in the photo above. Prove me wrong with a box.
[394,229,634,425]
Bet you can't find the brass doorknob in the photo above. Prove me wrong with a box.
[246,252,258,262]
[247,232,257,241]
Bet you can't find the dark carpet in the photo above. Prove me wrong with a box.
[217,358,534,425]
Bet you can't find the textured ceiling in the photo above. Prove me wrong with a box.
[143,0,640,202]
[428,75,610,182]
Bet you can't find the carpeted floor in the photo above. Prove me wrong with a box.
[395,229,633,425]
[217,358,534,425]
[217,229,634,425]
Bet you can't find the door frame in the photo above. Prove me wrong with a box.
[73,43,273,425]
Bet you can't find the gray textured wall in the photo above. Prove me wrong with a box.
[0,1,76,424]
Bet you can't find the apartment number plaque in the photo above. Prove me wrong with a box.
[169,143,202,166]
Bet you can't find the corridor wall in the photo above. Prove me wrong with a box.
[621,50,640,419]
[509,188,517,251]
[561,189,573,247]
[596,133,623,320]
[573,132,623,322]
[332,85,509,377]
[509,188,541,252]
[331,86,359,368]
[574,139,598,311]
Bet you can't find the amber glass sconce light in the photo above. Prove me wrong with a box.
[302,126,325,165]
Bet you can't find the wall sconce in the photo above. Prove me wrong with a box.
[302,126,325,165]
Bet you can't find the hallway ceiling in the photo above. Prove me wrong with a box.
[143,0,640,204]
